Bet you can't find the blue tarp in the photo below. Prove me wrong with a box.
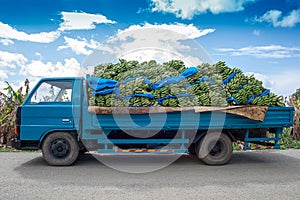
[88,77,118,91]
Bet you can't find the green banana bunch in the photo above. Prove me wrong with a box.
[90,60,285,107]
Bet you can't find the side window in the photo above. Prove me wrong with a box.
[30,81,73,103]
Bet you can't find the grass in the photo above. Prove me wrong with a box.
[0,147,13,152]
[0,145,40,153]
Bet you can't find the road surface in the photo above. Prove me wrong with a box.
[1,150,300,199]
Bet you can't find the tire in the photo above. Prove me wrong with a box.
[42,132,79,166]
[196,132,232,165]
[79,147,88,154]
[188,143,196,155]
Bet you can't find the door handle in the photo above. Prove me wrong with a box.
[62,118,71,122]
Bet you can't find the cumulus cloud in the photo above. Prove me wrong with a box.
[216,45,300,58]
[58,36,101,55]
[0,70,8,80]
[267,69,300,96]
[22,58,81,78]
[0,50,27,69]
[0,39,14,46]
[255,9,300,27]
[245,72,274,89]
[244,71,300,96]
[85,23,215,66]
[0,50,27,83]
[0,11,115,44]
[150,0,255,19]
[59,11,116,31]
[113,23,215,41]
[0,21,60,43]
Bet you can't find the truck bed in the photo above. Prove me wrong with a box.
[88,106,294,131]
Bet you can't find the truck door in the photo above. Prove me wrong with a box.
[21,79,75,141]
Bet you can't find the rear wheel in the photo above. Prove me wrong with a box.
[42,132,79,166]
[196,132,232,165]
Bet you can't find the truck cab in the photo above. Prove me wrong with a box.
[11,77,83,165]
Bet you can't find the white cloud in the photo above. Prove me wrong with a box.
[245,72,274,89]
[59,11,116,31]
[87,23,215,66]
[0,21,60,43]
[58,36,101,55]
[35,52,43,60]
[0,50,27,69]
[0,39,14,46]
[267,69,300,96]
[22,58,81,78]
[113,23,215,40]
[150,0,255,19]
[255,9,300,27]
[0,70,8,80]
[216,45,300,58]
[107,23,214,51]
[244,71,300,96]
[0,11,115,44]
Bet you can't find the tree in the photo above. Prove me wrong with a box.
[288,89,300,140]
[0,79,29,146]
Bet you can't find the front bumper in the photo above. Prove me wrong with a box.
[10,138,22,150]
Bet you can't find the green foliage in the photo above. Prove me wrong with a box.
[292,88,300,100]
[0,79,30,146]
[279,128,300,149]
[0,147,12,152]
[232,142,240,151]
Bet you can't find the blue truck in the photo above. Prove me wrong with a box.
[11,77,294,166]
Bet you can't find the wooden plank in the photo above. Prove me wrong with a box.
[88,105,268,121]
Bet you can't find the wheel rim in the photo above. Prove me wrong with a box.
[208,141,223,157]
[50,139,70,158]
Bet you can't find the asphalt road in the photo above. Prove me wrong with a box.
[1,150,300,200]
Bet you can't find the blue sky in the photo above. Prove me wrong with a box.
[0,0,299,96]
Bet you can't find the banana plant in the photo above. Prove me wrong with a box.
[0,79,29,146]
[288,92,300,140]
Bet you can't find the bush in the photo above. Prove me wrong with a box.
[280,128,300,149]
[0,79,29,146]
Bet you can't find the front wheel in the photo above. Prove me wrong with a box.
[196,132,232,165]
[42,132,79,166]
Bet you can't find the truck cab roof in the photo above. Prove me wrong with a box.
[38,77,84,82]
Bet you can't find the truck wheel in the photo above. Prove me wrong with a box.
[188,144,196,155]
[42,132,79,166]
[196,133,232,165]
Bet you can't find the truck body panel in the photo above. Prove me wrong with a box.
[88,107,293,131]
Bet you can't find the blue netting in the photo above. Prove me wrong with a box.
[92,88,120,97]
[152,67,198,90]
[246,89,270,104]
[223,72,239,85]
[226,96,239,105]
[157,93,190,105]
[185,77,215,88]
[234,81,248,94]
[88,77,118,91]
[123,93,155,101]
[181,67,198,78]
